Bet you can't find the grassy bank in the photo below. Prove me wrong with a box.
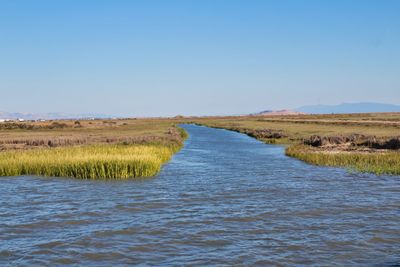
[0,119,187,179]
[190,113,400,175]
[286,145,400,175]
[0,143,182,179]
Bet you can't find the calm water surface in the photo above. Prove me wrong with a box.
[1,124,399,266]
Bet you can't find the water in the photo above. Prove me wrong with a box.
[1,124,399,266]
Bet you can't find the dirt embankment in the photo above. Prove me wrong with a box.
[239,128,287,139]
[215,126,400,152]
[303,134,400,152]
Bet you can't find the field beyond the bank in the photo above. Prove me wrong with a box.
[0,118,186,179]
[189,112,400,175]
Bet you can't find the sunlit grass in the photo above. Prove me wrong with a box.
[286,145,400,175]
[0,143,182,179]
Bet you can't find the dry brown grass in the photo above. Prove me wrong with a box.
[188,113,400,141]
[0,118,184,151]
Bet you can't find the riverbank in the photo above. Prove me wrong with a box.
[0,119,187,179]
[0,143,184,179]
[190,113,400,175]
[286,145,400,175]
[1,113,399,176]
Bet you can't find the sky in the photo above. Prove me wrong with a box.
[0,0,399,117]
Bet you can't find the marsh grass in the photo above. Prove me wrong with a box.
[191,113,400,139]
[0,118,186,151]
[0,120,187,179]
[286,145,400,175]
[0,143,182,179]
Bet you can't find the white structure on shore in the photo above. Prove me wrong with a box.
[0,118,24,123]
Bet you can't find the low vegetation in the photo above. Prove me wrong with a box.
[0,144,182,179]
[286,145,400,175]
[0,118,187,179]
[0,118,184,151]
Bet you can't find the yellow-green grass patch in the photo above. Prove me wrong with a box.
[0,143,182,179]
[286,145,400,175]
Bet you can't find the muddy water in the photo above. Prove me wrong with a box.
[1,124,399,266]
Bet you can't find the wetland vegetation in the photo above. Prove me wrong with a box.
[0,144,181,179]
[286,144,400,175]
[0,118,187,179]
[0,112,399,178]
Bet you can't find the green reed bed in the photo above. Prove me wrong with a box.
[286,145,400,175]
[0,143,182,179]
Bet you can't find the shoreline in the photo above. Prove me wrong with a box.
[0,120,188,179]
[191,122,400,175]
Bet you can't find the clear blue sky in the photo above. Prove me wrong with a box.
[1,0,399,117]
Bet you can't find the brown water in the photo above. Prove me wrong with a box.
[1,124,399,266]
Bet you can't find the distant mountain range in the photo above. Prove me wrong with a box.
[0,112,113,120]
[250,109,305,116]
[296,102,400,114]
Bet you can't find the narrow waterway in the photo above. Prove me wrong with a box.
[1,124,399,266]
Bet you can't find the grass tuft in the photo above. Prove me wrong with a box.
[0,143,182,179]
[286,145,400,175]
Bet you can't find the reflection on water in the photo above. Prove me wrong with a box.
[1,124,399,266]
